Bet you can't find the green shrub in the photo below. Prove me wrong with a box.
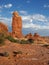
[20,40,30,44]
[27,39,34,43]
[0,38,5,45]
[0,33,5,46]
[20,39,34,44]
[6,36,20,43]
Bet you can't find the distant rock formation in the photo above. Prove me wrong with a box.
[25,33,43,42]
[12,12,23,38]
[33,33,40,38]
[25,33,33,39]
[0,22,8,33]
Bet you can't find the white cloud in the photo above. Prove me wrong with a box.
[22,15,33,22]
[26,0,30,3]
[4,4,12,8]
[23,23,49,30]
[19,10,27,15]
[44,5,47,8]
[32,14,47,22]
[0,16,11,26]
[21,14,49,30]
[44,4,49,8]
[22,14,47,23]
[0,3,12,9]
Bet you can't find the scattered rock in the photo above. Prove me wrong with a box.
[13,51,22,54]
[0,52,9,57]
[13,51,22,57]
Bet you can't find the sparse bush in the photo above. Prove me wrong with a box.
[0,33,5,46]
[28,39,34,43]
[20,39,34,44]
[20,40,30,44]
[6,36,20,43]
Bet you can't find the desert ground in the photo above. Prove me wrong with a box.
[0,40,49,65]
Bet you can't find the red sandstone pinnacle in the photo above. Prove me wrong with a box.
[12,11,23,38]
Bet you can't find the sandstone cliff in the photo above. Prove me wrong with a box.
[0,22,8,33]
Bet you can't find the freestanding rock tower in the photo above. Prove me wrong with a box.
[12,11,23,38]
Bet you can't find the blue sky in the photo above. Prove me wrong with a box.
[0,0,49,36]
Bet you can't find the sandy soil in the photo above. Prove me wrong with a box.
[0,40,49,65]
